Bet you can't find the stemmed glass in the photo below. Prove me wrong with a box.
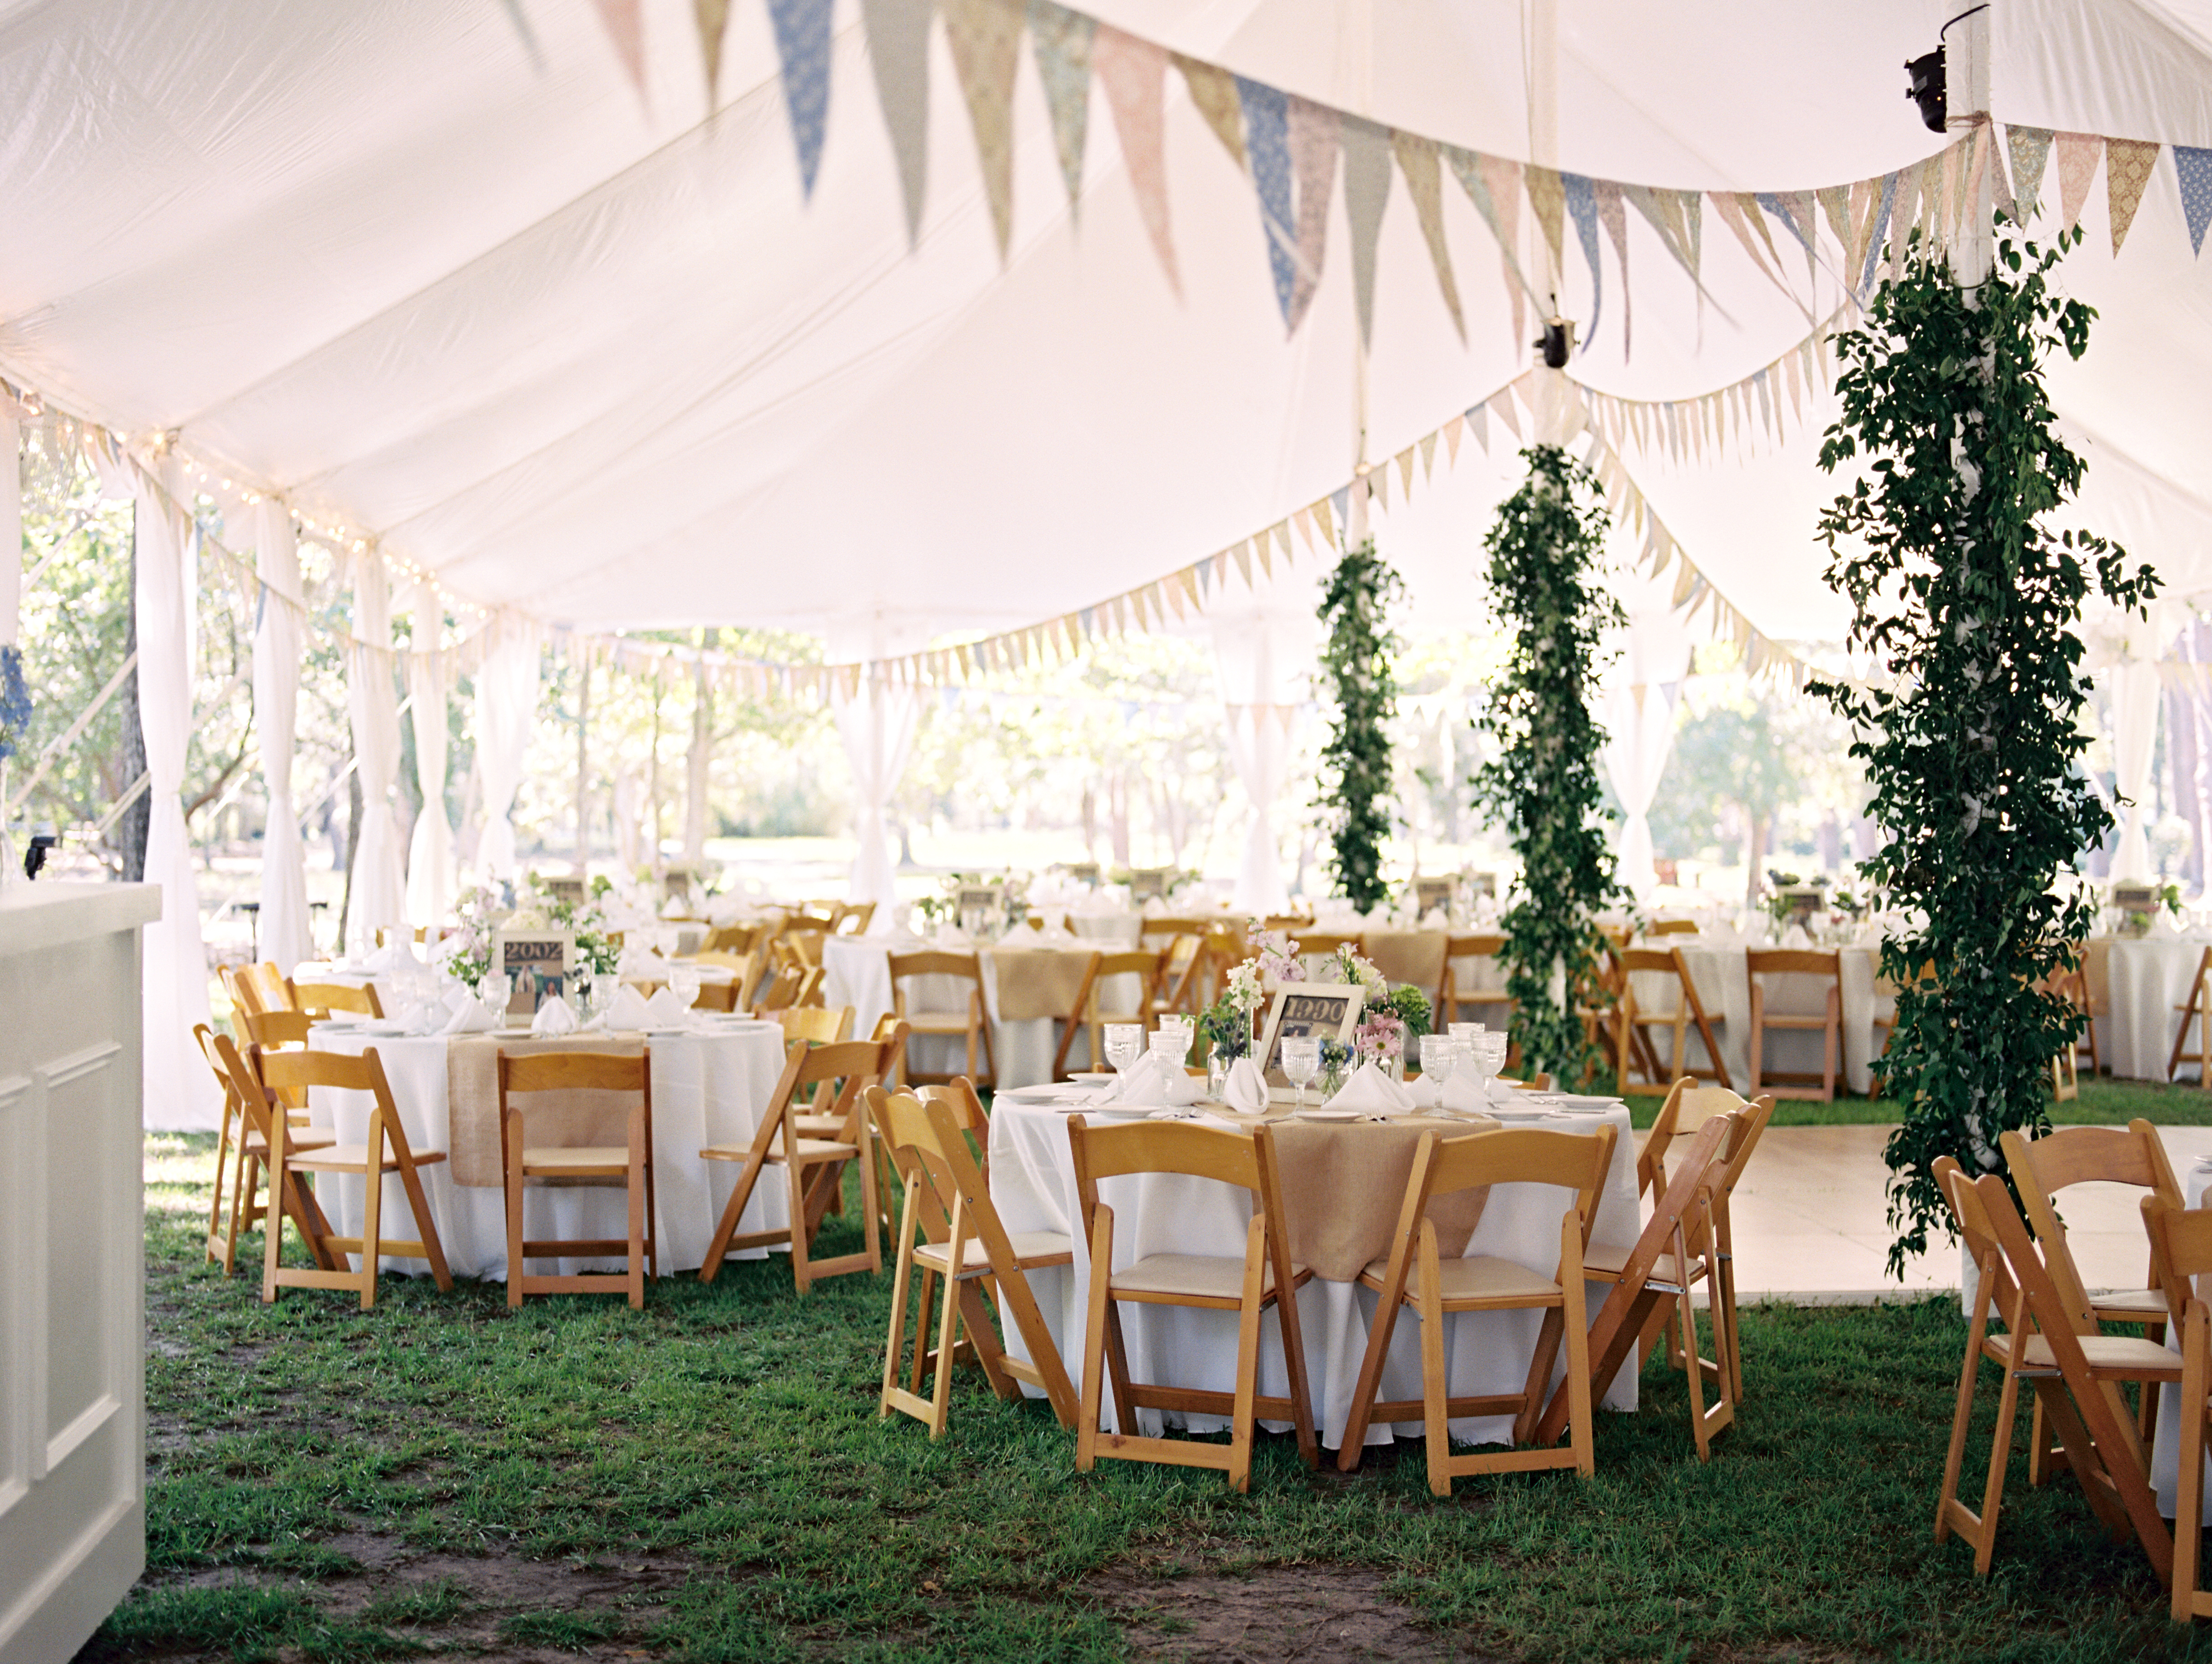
[1419,1034,1460,1105]
[1468,1028,1509,1101]
[590,972,619,1024]
[1281,1035,1321,1111]
[1104,1023,1145,1085]
[481,972,511,1025]
[1153,1015,1194,1064]
[667,962,702,1018]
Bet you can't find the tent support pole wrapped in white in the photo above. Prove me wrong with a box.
[405,579,455,928]
[251,500,314,970]
[342,555,406,954]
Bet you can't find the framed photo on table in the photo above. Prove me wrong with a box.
[492,929,574,1018]
[541,875,587,905]
[1257,983,1366,1093]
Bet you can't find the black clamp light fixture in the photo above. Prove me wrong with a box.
[1535,315,1576,369]
[1906,5,1988,134]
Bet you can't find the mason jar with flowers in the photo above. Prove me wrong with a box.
[1196,957,1266,1096]
[1332,944,1432,1081]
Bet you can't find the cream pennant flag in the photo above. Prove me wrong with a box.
[1525,164,1566,276]
[1778,189,1818,280]
[1490,390,1522,441]
[1272,520,1293,564]
[1285,96,1340,332]
[2106,137,2161,252]
[1595,177,1633,355]
[2008,125,2055,217]
[1418,430,1437,478]
[1466,402,1489,452]
[695,0,732,102]
[1987,120,2017,220]
[1094,26,1180,292]
[1369,465,1387,512]
[1392,132,1464,340]
[1783,340,1803,418]
[1311,494,1334,544]
[1443,415,1464,463]
[1396,445,1417,495]
[1175,55,1245,169]
[1294,507,1318,552]
[1889,160,1923,268]
[1847,175,1877,276]
[1818,184,1851,256]
[591,0,647,97]
[1734,189,1786,271]
[2055,131,2101,233]
[862,0,936,246]
[1028,0,1095,217]
[1163,574,1186,619]
[1666,188,1702,277]
[1340,116,1392,346]
[1480,152,1531,346]
[1962,124,1992,238]
[1710,189,1780,284]
[1623,183,1694,279]
[1232,540,1252,585]
[1179,565,1203,610]
[942,0,1024,261]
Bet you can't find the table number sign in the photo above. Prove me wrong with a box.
[1258,982,1366,1091]
[492,929,575,1017]
[1412,876,1456,915]
[542,875,587,905]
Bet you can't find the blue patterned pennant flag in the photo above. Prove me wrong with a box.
[768,0,834,197]
[1237,78,1296,331]
[1562,172,1601,348]
[2178,146,2212,255]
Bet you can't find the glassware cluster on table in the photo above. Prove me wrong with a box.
[1098,1016,1511,1113]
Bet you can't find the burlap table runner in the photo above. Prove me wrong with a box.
[1362,931,1449,994]
[988,946,1102,1022]
[445,1033,648,1187]
[1199,1111,1501,1282]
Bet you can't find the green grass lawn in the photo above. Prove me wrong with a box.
[1618,1072,2212,1130]
[93,1129,2212,1664]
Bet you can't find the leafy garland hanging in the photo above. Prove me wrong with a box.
[1474,445,1624,1085]
[1315,537,1406,913]
[1808,226,2160,1275]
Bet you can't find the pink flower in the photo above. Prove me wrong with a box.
[1354,1011,1404,1063]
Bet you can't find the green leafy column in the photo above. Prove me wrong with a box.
[1315,537,1404,913]
[1474,446,1623,1082]
[1809,229,2159,1274]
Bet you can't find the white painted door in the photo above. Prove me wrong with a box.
[0,885,157,1664]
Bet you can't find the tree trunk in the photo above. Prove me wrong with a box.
[683,628,716,864]
[337,767,362,949]
[115,517,150,882]
[1081,785,1097,859]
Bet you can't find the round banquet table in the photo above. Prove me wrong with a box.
[2089,935,2212,1081]
[304,1019,788,1280]
[986,1092,1641,1452]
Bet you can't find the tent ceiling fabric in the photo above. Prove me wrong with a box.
[0,0,2208,646]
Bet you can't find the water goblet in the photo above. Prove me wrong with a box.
[1418,1034,1460,1100]
[668,963,702,1014]
[1281,1035,1321,1111]
[591,972,619,1023]
[1448,1021,1485,1046]
[1155,1015,1195,1060]
[481,972,511,1023]
[1104,1022,1145,1083]
[1469,1029,1509,1099]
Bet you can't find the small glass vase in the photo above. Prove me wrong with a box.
[1207,1044,1242,1100]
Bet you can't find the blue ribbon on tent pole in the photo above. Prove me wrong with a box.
[1562,172,1603,349]
[2176,146,2212,256]
[1237,78,1298,332]
[770,0,836,197]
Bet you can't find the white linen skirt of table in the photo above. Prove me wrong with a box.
[304,1024,788,1280]
[2098,937,2212,1081]
[986,1099,1641,1451]
[1624,943,1878,1095]
[821,941,1146,1090]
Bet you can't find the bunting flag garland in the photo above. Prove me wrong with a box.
[2055,130,2102,232]
[1029,0,1095,217]
[1392,132,1464,340]
[1340,117,1393,346]
[858,0,932,245]
[2177,145,2212,254]
[1093,26,1178,291]
[1237,78,1297,330]
[1177,54,1244,169]
[1595,179,1632,355]
[693,0,732,103]
[2008,125,2055,215]
[1561,173,1603,348]
[767,0,835,197]
[2107,136,2161,252]
[1525,163,1566,280]
[1284,96,1339,333]
[942,0,1023,259]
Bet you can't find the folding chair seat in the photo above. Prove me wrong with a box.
[195,1025,334,1275]
[1336,1124,1619,1493]
[871,1086,1077,1435]
[251,1044,454,1309]
[698,1037,894,1290]
[1067,1115,1317,1492]
[1531,1113,1739,1460]
[498,1049,658,1309]
[1615,947,1729,1094]
[890,950,995,1087]
[2142,1197,2212,1620]
[1746,948,1843,1101]
[1051,949,1159,1078]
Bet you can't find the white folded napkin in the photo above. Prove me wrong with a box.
[601,984,654,1032]
[1101,1053,1201,1106]
[1438,1069,1500,1113]
[643,986,693,1028]
[530,995,579,1037]
[932,923,974,949]
[1324,1061,1415,1114]
[619,943,671,978]
[441,1000,498,1034]
[1407,1070,1442,1110]
[1034,921,1077,943]
[1215,1057,1264,1114]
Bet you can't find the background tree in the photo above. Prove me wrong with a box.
[1315,537,1405,911]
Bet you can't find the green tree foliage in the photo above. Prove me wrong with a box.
[1315,537,1404,911]
[1809,228,2160,1274]
[1473,445,1623,1081]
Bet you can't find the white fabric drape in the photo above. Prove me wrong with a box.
[343,555,406,953]
[250,501,313,970]
[832,674,917,923]
[1600,603,1692,897]
[472,616,542,882]
[134,455,218,1130]
[0,407,20,647]
[403,579,454,926]
[2110,659,2163,882]
[1211,610,1307,915]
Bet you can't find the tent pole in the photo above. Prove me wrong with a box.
[1948,4,1993,291]
[1525,0,1574,444]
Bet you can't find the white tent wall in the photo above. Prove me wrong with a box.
[1208,591,1318,915]
[133,455,218,1131]
[0,406,18,647]
[1600,589,1694,898]
[2108,659,2165,883]
[250,501,315,972]
[405,578,455,928]
[472,616,543,883]
[342,555,407,954]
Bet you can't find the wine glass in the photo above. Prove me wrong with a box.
[1469,1028,1509,1100]
[1281,1035,1321,1111]
[1419,1034,1460,1103]
[481,971,511,1024]
[668,962,702,1014]
[1154,1015,1194,1063]
[1104,1022,1145,1083]
[590,972,619,1023]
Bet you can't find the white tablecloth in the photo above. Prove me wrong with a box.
[2150,1162,2212,1519]
[1626,941,1880,1095]
[821,939,1149,1088]
[305,1022,788,1280]
[2097,936,2212,1081]
[987,1096,1641,1451]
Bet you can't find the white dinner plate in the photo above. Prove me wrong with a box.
[1000,1085,1088,1104]
[1483,1106,1553,1122]
[1068,1072,1117,1087]
[1069,1103,1154,1118]
[1550,1094,1623,1113]
[1293,1107,1363,1122]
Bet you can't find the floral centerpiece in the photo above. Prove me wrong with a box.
[1197,956,1265,1063]
[439,876,621,994]
[1248,929,1431,1073]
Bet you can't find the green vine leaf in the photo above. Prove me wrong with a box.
[1315,537,1406,913]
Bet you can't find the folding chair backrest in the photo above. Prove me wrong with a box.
[1936,1156,2024,1330]
[877,1090,1003,1246]
[2007,1120,2181,1219]
[1067,1115,1260,1193]
[1094,950,1160,990]
[2143,1196,2212,1329]
[1643,1083,1760,1195]
[257,1042,388,1102]
[777,1005,853,1045]
[1746,948,1841,981]
[293,979,382,1018]
[239,1007,315,1049]
[889,950,983,984]
[1155,935,1203,1004]
[244,961,297,1014]
[1997,1125,2151,1329]
[1651,918,1701,936]
[702,924,760,954]
[194,1023,245,1122]
[918,1080,989,1141]
[868,1014,911,1080]
[499,1049,649,1096]
[1619,948,1679,978]
[1423,1125,1618,1244]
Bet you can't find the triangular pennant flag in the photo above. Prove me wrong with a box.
[1325,488,1347,538]
[1393,133,1464,341]
[1442,416,1463,463]
[1285,96,1340,332]
[2106,136,2161,253]
[1447,147,1530,345]
[1418,431,1437,478]
[1525,165,1566,276]
[1094,26,1180,292]
[1176,55,1245,169]
[1272,520,1293,563]
[1314,494,1337,545]
[2175,146,2212,254]
[1395,446,1417,495]
[1818,184,1851,256]
[1859,171,1898,292]
[1366,467,1386,513]
[1340,117,1392,346]
[695,0,732,103]
[1624,183,1695,281]
[1667,188,1702,278]
[942,0,1024,261]
[1028,0,1095,217]
[1986,121,2018,221]
[1595,178,1632,356]
[1734,189,1786,270]
[1781,189,1819,279]
[1561,172,1603,346]
[1490,390,1522,440]
[1889,161,1923,268]
[1961,125,1991,245]
[1180,566,1203,610]
[2055,131,2101,234]
[1711,189,1780,284]
[1237,78,1297,330]
[767,0,835,197]
[591,0,646,97]
[1466,403,1489,452]
[861,0,935,246]
[1231,540,1253,585]
[2008,125,2055,217]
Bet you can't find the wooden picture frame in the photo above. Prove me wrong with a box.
[1062,862,1101,888]
[1128,867,1173,903]
[492,929,575,1018]
[954,884,1002,916]
[1412,876,1455,916]
[542,875,587,905]
[1256,982,1366,1093]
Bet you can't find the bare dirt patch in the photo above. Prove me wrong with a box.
[1092,1558,1498,1663]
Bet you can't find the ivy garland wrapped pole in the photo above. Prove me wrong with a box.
[1474,446,1624,1084]
[1808,226,2160,1275]
[1315,537,1405,913]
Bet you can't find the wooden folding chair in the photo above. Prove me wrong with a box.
[1148,935,1205,1020]
[702,923,762,955]
[194,1025,334,1275]
[693,947,761,1009]
[889,950,995,1087]
[1336,1124,1620,1492]
[1440,933,1518,1064]
[2171,948,2212,1084]
[251,1045,454,1309]
[497,1049,658,1309]
[2001,1121,2183,1466]
[795,1019,908,1237]
[830,901,876,934]
[2142,1196,2212,1620]
[872,1086,1077,1435]
[1291,929,1361,961]
[697,1038,892,1290]
[1971,1168,2179,1586]
[1067,1116,1317,1492]
[1531,1112,1738,1459]
[1586,1085,1774,1405]
[1615,947,1729,1094]
[1046,950,1108,1080]
[232,960,297,1017]
[774,1005,856,1046]
[1051,949,1159,1078]
[1746,948,1842,1101]
[1649,918,1701,937]
[292,980,383,1020]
